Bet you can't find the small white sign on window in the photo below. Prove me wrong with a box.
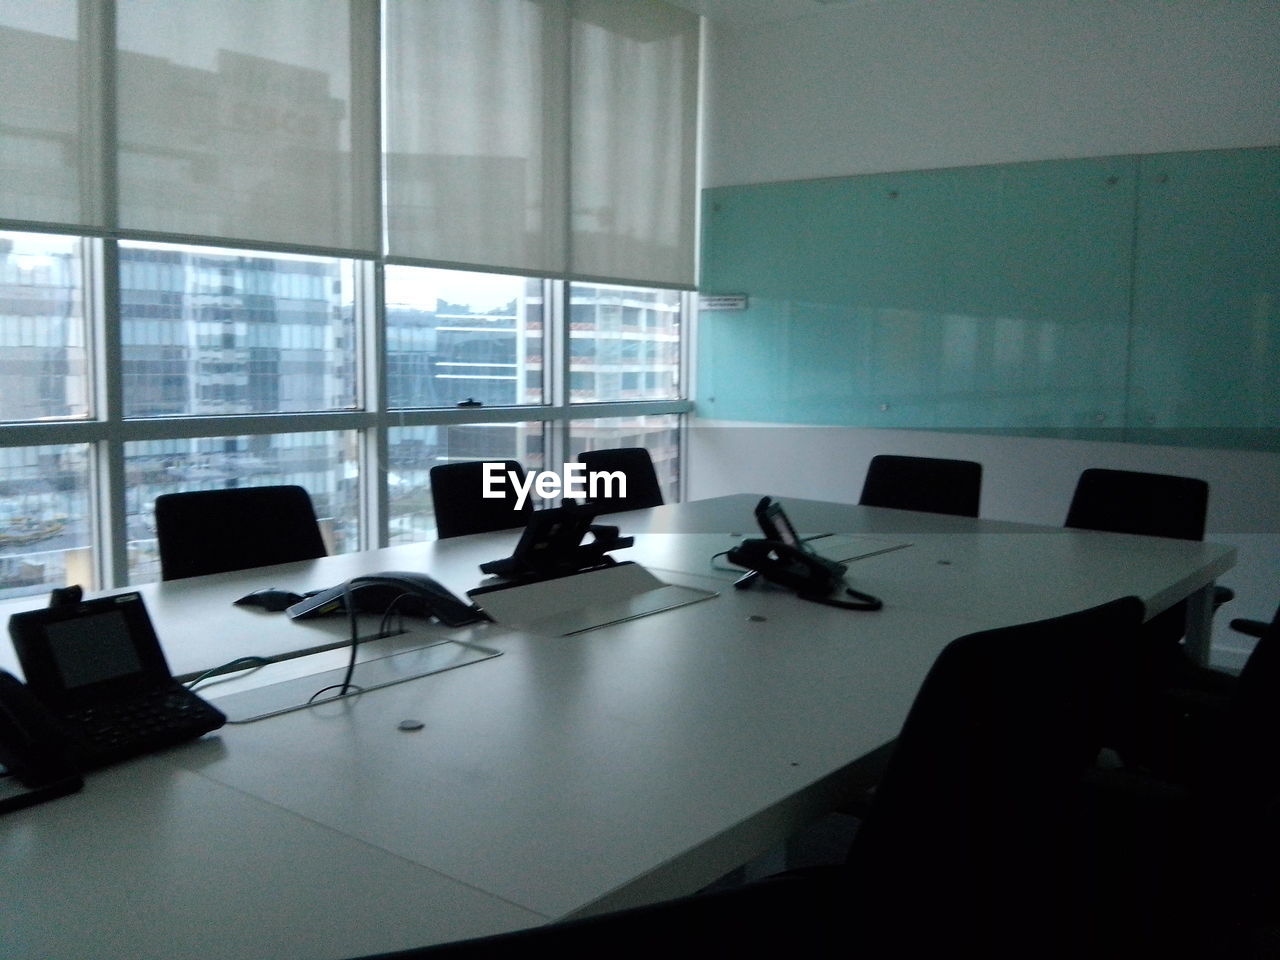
[699,294,748,311]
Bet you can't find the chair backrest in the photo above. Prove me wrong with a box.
[858,454,982,517]
[430,460,532,539]
[1205,602,1280,944]
[578,447,664,513]
[154,484,327,581]
[847,595,1146,953]
[1065,468,1208,541]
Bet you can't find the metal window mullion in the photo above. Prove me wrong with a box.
[361,260,389,549]
[677,289,695,502]
[108,411,382,443]
[78,0,126,588]
[93,237,128,588]
[547,278,569,478]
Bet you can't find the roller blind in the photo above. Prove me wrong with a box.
[115,0,378,252]
[569,0,699,287]
[384,0,699,287]
[384,0,568,275]
[0,0,698,282]
[0,0,101,227]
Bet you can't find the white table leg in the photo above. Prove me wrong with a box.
[1183,583,1216,667]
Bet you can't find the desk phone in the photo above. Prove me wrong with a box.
[3,592,225,794]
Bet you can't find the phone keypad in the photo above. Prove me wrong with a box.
[60,687,225,768]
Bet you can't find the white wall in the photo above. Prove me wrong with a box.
[692,0,1280,664]
[702,0,1280,188]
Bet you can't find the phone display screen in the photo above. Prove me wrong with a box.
[44,610,145,690]
[756,498,806,551]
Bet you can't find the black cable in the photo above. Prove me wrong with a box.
[306,579,364,703]
[185,656,273,690]
[309,585,411,704]
[337,578,360,694]
[799,586,882,612]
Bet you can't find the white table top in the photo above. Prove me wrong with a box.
[0,494,1236,959]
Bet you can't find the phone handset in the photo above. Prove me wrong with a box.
[727,497,882,611]
[0,670,84,807]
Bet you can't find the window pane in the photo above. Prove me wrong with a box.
[388,422,546,544]
[124,430,360,584]
[386,267,545,409]
[0,444,92,599]
[0,231,89,422]
[568,283,681,402]
[119,241,356,417]
[569,414,680,502]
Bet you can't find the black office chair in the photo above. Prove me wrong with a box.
[843,595,1146,955]
[578,447,665,513]
[1078,601,1280,957]
[1065,467,1211,542]
[346,596,1145,959]
[1066,467,1221,628]
[1140,601,1278,785]
[154,484,328,581]
[858,454,982,517]
[1064,467,1240,778]
[430,460,532,539]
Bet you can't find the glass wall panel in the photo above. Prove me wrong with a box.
[0,231,88,421]
[568,283,680,402]
[387,422,547,544]
[568,414,680,502]
[0,443,91,599]
[124,430,360,583]
[119,241,356,418]
[385,267,545,409]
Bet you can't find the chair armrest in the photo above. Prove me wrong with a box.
[1229,617,1267,639]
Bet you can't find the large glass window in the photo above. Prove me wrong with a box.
[568,283,681,403]
[0,443,91,600]
[385,266,545,409]
[123,430,360,584]
[387,422,547,545]
[0,232,687,592]
[0,231,89,422]
[119,241,357,418]
[0,2,696,599]
[570,415,681,504]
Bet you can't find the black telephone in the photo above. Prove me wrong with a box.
[285,571,488,627]
[3,590,227,813]
[727,497,882,610]
[0,669,84,808]
[479,502,633,582]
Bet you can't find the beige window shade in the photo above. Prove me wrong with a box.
[385,0,698,287]
[569,0,699,288]
[0,0,101,227]
[384,0,569,275]
[0,0,698,283]
[115,0,378,253]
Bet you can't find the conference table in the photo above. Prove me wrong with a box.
[0,495,1235,960]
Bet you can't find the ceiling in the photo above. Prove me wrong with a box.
[666,0,862,29]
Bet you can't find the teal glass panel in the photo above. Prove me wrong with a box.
[699,156,1136,432]
[1128,147,1280,449]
